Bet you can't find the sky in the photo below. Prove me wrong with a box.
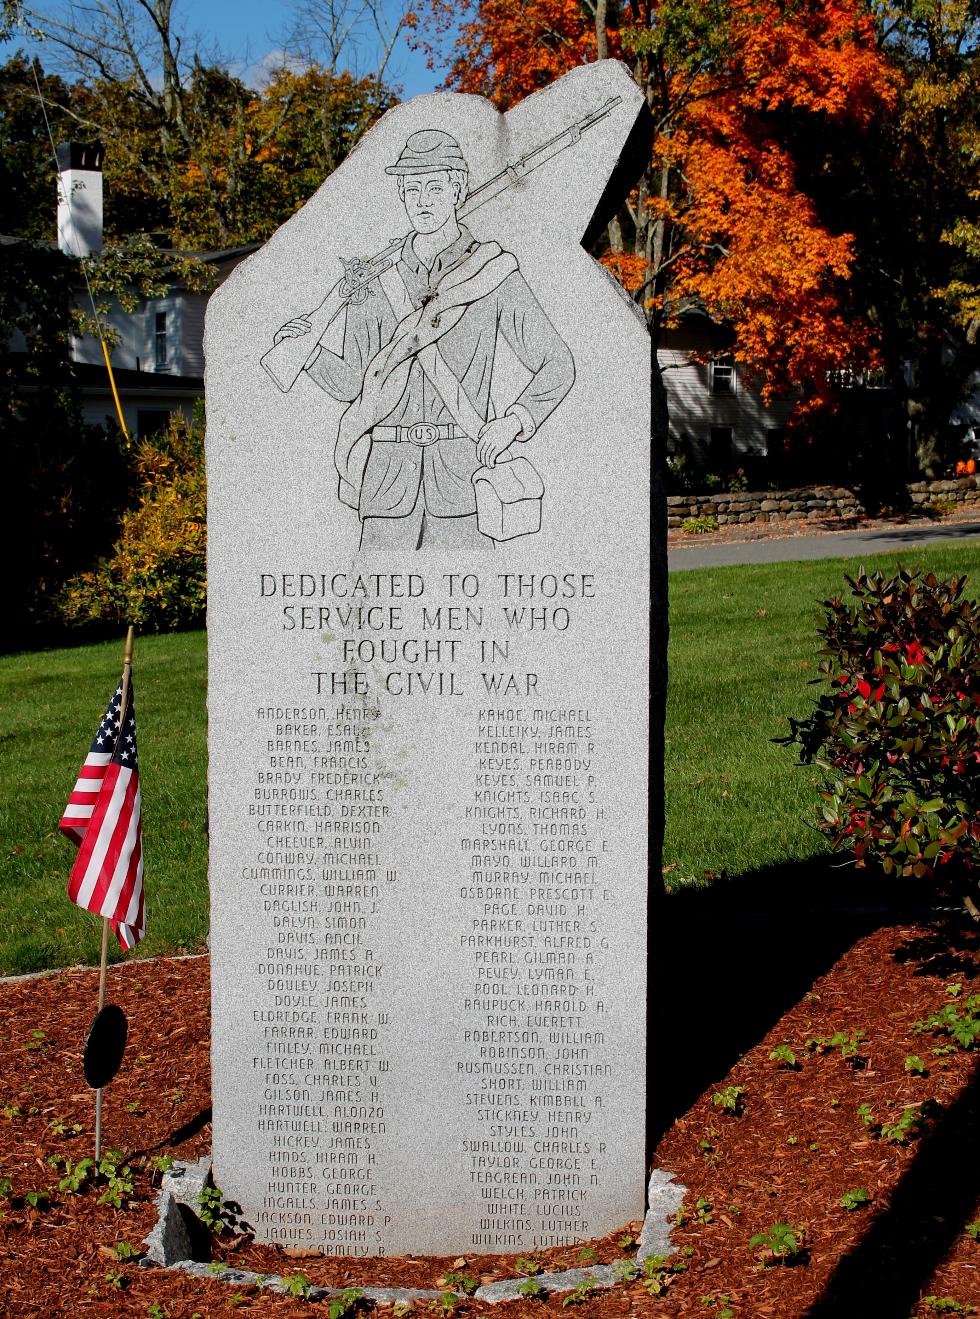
[5,0,447,99]
[198,0,444,98]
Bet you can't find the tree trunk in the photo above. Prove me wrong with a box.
[594,0,608,60]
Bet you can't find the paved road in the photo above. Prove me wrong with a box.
[668,519,980,571]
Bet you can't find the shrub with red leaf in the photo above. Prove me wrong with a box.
[780,568,980,907]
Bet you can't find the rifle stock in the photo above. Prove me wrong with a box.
[259,282,344,393]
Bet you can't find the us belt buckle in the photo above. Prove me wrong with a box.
[406,422,439,446]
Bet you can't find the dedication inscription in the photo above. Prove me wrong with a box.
[207,60,652,1256]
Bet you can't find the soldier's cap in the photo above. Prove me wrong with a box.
[386,129,468,176]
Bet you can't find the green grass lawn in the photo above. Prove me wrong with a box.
[0,630,208,974]
[665,541,980,883]
[2,540,978,975]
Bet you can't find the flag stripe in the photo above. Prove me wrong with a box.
[92,777,140,917]
[69,765,130,909]
[118,830,144,929]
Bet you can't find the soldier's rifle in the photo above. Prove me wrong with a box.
[260,95,624,393]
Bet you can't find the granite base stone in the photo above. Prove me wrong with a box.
[143,1157,220,1267]
[141,1162,686,1304]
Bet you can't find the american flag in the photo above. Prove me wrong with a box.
[60,676,145,951]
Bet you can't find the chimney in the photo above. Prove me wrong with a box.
[56,141,105,258]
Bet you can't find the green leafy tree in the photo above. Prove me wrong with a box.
[17,0,398,248]
[55,407,207,633]
[0,56,75,238]
[798,1,980,475]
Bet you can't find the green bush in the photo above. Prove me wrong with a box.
[681,514,720,535]
[927,495,958,518]
[54,407,206,633]
[780,568,980,902]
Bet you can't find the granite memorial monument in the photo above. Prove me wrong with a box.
[206,58,653,1257]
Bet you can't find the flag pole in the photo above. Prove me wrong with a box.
[94,624,134,1162]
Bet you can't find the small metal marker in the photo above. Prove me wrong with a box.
[84,1003,128,1089]
[83,1002,128,1159]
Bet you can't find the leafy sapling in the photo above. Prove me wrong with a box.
[712,1085,746,1116]
[328,1287,366,1319]
[442,1272,478,1296]
[915,994,980,1051]
[880,1101,941,1145]
[641,1254,687,1297]
[805,1030,867,1065]
[749,1222,807,1267]
[516,1277,546,1299]
[769,1043,799,1069]
[48,1115,83,1137]
[198,1184,231,1232]
[702,1296,737,1318]
[146,1153,173,1183]
[97,1152,135,1208]
[839,1187,871,1210]
[59,1157,95,1193]
[560,1277,598,1308]
[282,1271,313,1300]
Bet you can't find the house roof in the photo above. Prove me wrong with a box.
[0,234,259,278]
[74,362,203,394]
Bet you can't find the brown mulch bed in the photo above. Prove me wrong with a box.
[0,917,978,1317]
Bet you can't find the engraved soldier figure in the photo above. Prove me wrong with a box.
[274,129,575,550]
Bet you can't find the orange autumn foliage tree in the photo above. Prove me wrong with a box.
[421,0,897,422]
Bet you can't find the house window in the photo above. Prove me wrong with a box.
[154,311,168,369]
[711,354,735,395]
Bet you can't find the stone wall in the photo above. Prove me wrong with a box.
[666,477,980,530]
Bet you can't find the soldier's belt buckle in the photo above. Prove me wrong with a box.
[406,423,439,445]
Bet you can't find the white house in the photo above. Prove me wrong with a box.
[54,140,257,436]
[658,310,796,478]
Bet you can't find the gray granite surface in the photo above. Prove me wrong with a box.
[205,59,652,1256]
